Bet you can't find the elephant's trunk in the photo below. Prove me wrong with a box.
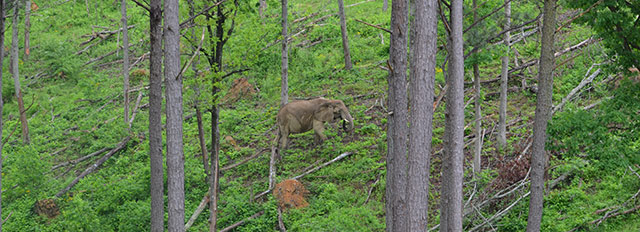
[341,111,355,133]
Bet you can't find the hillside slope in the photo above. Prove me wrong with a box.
[0,0,638,231]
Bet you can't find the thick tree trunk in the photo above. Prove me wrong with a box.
[440,0,464,231]
[0,1,6,230]
[472,0,482,176]
[164,0,185,231]
[24,0,30,60]
[407,0,437,230]
[12,1,30,145]
[526,0,556,231]
[121,0,130,125]
[148,0,164,231]
[280,0,289,107]
[497,0,511,149]
[337,0,352,70]
[385,0,409,229]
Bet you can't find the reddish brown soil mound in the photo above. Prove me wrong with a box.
[223,78,256,104]
[33,199,60,219]
[273,179,309,210]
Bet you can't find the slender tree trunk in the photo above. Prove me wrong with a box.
[407,0,437,230]
[383,0,388,12]
[12,1,30,145]
[121,0,130,125]
[280,0,289,107]
[164,0,185,230]
[497,0,511,150]
[24,0,30,60]
[337,0,352,70]
[209,104,220,232]
[440,0,464,230]
[149,0,164,231]
[473,62,482,175]
[526,0,556,231]
[0,1,6,230]
[259,0,266,19]
[209,3,227,230]
[386,0,409,229]
[472,0,482,176]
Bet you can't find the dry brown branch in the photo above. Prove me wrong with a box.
[254,152,354,200]
[55,136,131,198]
[363,174,381,205]
[77,25,136,55]
[220,149,269,172]
[354,18,391,34]
[48,147,68,156]
[277,206,287,232]
[128,84,145,127]
[553,67,601,114]
[185,194,210,230]
[556,0,603,33]
[219,211,265,232]
[50,147,110,171]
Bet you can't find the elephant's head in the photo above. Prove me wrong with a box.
[314,100,354,133]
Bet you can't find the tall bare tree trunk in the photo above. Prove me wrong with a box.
[337,0,352,70]
[164,0,185,230]
[24,0,30,60]
[280,0,289,107]
[407,0,437,230]
[12,1,30,145]
[526,0,556,231]
[440,0,464,230]
[497,0,511,150]
[0,0,6,230]
[383,0,388,12]
[209,3,228,230]
[209,104,220,232]
[149,0,164,231]
[121,0,130,125]
[386,0,408,229]
[259,0,266,19]
[472,0,482,176]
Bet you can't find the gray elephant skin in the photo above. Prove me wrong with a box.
[276,97,354,150]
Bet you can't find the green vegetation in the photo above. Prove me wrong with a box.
[0,0,638,231]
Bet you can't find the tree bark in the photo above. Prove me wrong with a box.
[281,0,289,107]
[148,0,164,231]
[526,0,556,231]
[407,0,437,230]
[24,0,31,60]
[472,0,482,176]
[259,0,266,19]
[440,0,464,231]
[0,1,6,230]
[386,0,409,229]
[122,0,130,125]
[209,104,220,232]
[164,0,185,230]
[497,0,511,150]
[209,2,229,230]
[12,1,30,145]
[337,0,352,70]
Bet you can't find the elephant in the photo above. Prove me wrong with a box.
[276,97,354,150]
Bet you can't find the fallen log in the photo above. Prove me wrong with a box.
[54,136,131,198]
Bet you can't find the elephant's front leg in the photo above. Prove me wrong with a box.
[312,120,328,145]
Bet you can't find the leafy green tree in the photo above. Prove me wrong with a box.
[565,0,640,71]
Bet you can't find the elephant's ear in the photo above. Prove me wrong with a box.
[314,102,334,122]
